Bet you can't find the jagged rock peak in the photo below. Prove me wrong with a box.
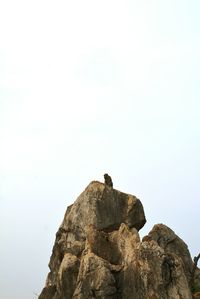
[38,180,198,299]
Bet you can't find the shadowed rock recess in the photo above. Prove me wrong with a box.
[39,181,199,299]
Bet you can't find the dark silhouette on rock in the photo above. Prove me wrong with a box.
[38,180,199,299]
[191,253,200,293]
[104,173,113,188]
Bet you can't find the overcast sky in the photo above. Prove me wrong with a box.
[1,1,200,299]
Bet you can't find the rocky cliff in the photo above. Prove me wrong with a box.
[39,181,199,299]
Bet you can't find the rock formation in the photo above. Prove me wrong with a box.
[39,181,199,299]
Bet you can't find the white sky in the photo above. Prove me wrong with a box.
[0,1,200,298]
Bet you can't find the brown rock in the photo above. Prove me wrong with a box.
[142,235,152,242]
[57,253,80,298]
[194,292,200,298]
[148,223,193,283]
[39,181,195,299]
[73,253,118,299]
[61,181,146,234]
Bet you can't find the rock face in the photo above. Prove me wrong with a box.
[148,223,194,283]
[39,181,198,299]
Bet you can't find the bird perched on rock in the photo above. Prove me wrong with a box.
[104,173,113,188]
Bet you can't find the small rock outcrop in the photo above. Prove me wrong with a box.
[39,181,199,299]
[148,223,194,282]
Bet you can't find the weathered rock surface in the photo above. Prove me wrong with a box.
[148,223,194,282]
[61,181,146,234]
[39,181,199,299]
